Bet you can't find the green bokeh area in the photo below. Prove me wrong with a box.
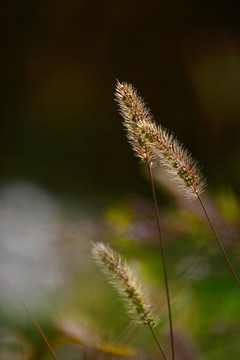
[2,1,240,360]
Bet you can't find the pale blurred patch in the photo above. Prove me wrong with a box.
[0,180,62,305]
[0,180,102,311]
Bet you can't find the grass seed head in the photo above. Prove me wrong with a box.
[115,80,156,164]
[153,126,206,199]
[92,242,159,327]
[115,80,205,199]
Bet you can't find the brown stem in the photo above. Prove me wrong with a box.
[149,324,168,360]
[147,163,175,360]
[197,194,240,288]
[0,269,58,360]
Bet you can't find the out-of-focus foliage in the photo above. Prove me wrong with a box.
[0,180,240,359]
[216,187,240,224]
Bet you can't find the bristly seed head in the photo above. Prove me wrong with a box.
[92,242,159,327]
[115,80,205,199]
[115,80,156,164]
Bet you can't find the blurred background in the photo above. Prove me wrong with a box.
[1,1,240,359]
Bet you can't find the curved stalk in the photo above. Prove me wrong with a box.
[148,163,175,360]
[149,324,168,360]
[197,194,240,288]
[0,269,58,360]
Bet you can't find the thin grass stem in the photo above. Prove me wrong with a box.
[147,163,175,360]
[149,324,168,360]
[197,194,240,289]
[0,269,58,360]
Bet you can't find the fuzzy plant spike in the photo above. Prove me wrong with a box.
[115,80,205,200]
[152,125,205,200]
[92,242,159,328]
[115,80,156,164]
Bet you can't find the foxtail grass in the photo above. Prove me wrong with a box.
[116,80,175,360]
[115,80,240,291]
[92,242,167,359]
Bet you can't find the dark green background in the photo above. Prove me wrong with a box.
[2,0,240,200]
